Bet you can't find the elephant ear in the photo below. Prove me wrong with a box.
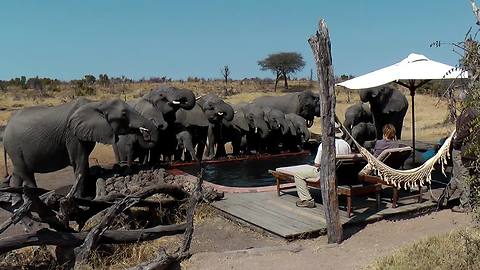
[68,102,115,144]
[231,110,250,131]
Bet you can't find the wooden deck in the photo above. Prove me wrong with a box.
[213,187,445,239]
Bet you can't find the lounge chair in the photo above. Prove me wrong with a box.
[358,146,421,208]
[269,154,381,217]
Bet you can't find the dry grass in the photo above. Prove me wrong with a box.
[371,227,480,270]
[0,81,455,176]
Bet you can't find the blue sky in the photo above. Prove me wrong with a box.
[0,1,475,81]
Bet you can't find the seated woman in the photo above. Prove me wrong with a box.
[358,124,404,177]
[373,124,399,157]
[294,122,351,208]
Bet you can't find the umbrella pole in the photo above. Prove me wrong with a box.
[410,88,416,163]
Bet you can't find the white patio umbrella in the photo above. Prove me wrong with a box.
[337,53,467,161]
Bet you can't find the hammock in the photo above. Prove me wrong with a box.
[340,121,455,189]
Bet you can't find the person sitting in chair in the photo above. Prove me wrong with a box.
[373,124,399,157]
[294,122,351,208]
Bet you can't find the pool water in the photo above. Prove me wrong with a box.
[177,154,315,187]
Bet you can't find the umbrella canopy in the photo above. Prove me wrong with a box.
[337,53,467,89]
[337,53,467,163]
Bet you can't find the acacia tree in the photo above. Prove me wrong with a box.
[258,52,305,91]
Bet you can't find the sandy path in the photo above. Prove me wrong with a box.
[185,210,470,270]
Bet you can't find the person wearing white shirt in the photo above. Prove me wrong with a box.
[294,122,351,208]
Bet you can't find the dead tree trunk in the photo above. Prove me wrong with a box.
[283,71,289,89]
[274,71,280,92]
[308,19,343,244]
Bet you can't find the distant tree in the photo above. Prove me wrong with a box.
[20,76,27,89]
[221,65,231,95]
[258,52,305,91]
[27,76,43,91]
[98,74,110,86]
[84,74,96,85]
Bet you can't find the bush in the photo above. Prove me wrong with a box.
[372,228,480,270]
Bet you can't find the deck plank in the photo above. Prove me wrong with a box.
[213,187,444,239]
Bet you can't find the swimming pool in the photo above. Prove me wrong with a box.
[176,153,315,187]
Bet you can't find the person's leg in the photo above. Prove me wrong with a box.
[294,177,312,201]
[451,149,471,211]
[293,166,319,202]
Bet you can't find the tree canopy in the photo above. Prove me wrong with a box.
[258,52,305,91]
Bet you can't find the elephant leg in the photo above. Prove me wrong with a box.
[183,149,192,162]
[68,141,94,198]
[112,142,121,164]
[206,126,215,159]
[215,142,227,158]
[148,147,161,166]
[196,140,206,161]
[395,116,405,140]
[11,167,35,190]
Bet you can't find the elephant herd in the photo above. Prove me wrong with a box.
[3,85,407,198]
[3,88,320,198]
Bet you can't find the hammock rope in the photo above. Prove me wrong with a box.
[338,120,454,189]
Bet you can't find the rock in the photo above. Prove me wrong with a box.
[113,179,126,190]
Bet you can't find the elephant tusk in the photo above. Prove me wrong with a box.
[139,127,149,133]
[255,127,258,133]
[217,112,224,116]
[172,100,181,105]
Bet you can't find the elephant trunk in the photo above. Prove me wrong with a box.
[217,103,234,122]
[359,90,370,103]
[127,110,159,147]
[254,118,269,139]
[280,119,289,135]
[174,89,196,110]
[301,126,310,142]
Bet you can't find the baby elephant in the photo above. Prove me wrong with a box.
[349,122,376,150]
[173,130,198,162]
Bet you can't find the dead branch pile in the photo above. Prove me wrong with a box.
[0,166,218,269]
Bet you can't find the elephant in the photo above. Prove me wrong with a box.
[175,94,234,160]
[343,103,373,133]
[219,103,270,156]
[254,107,289,153]
[159,126,198,162]
[284,113,311,152]
[349,122,376,150]
[113,87,196,166]
[359,86,408,140]
[3,98,158,198]
[252,90,320,127]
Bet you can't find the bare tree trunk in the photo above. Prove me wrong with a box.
[274,71,280,92]
[283,71,289,89]
[308,19,343,244]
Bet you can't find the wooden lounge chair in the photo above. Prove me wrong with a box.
[358,146,422,208]
[269,154,381,217]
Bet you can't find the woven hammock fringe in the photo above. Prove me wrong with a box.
[356,130,455,189]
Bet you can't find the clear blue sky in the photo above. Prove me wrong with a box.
[0,1,475,81]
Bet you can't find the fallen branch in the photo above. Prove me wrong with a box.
[0,190,55,235]
[0,223,187,254]
[128,170,205,270]
[74,197,140,268]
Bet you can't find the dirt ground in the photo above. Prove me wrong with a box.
[0,157,471,270]
[185,210,470,270]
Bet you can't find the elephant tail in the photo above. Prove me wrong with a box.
[3,147,8,178]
